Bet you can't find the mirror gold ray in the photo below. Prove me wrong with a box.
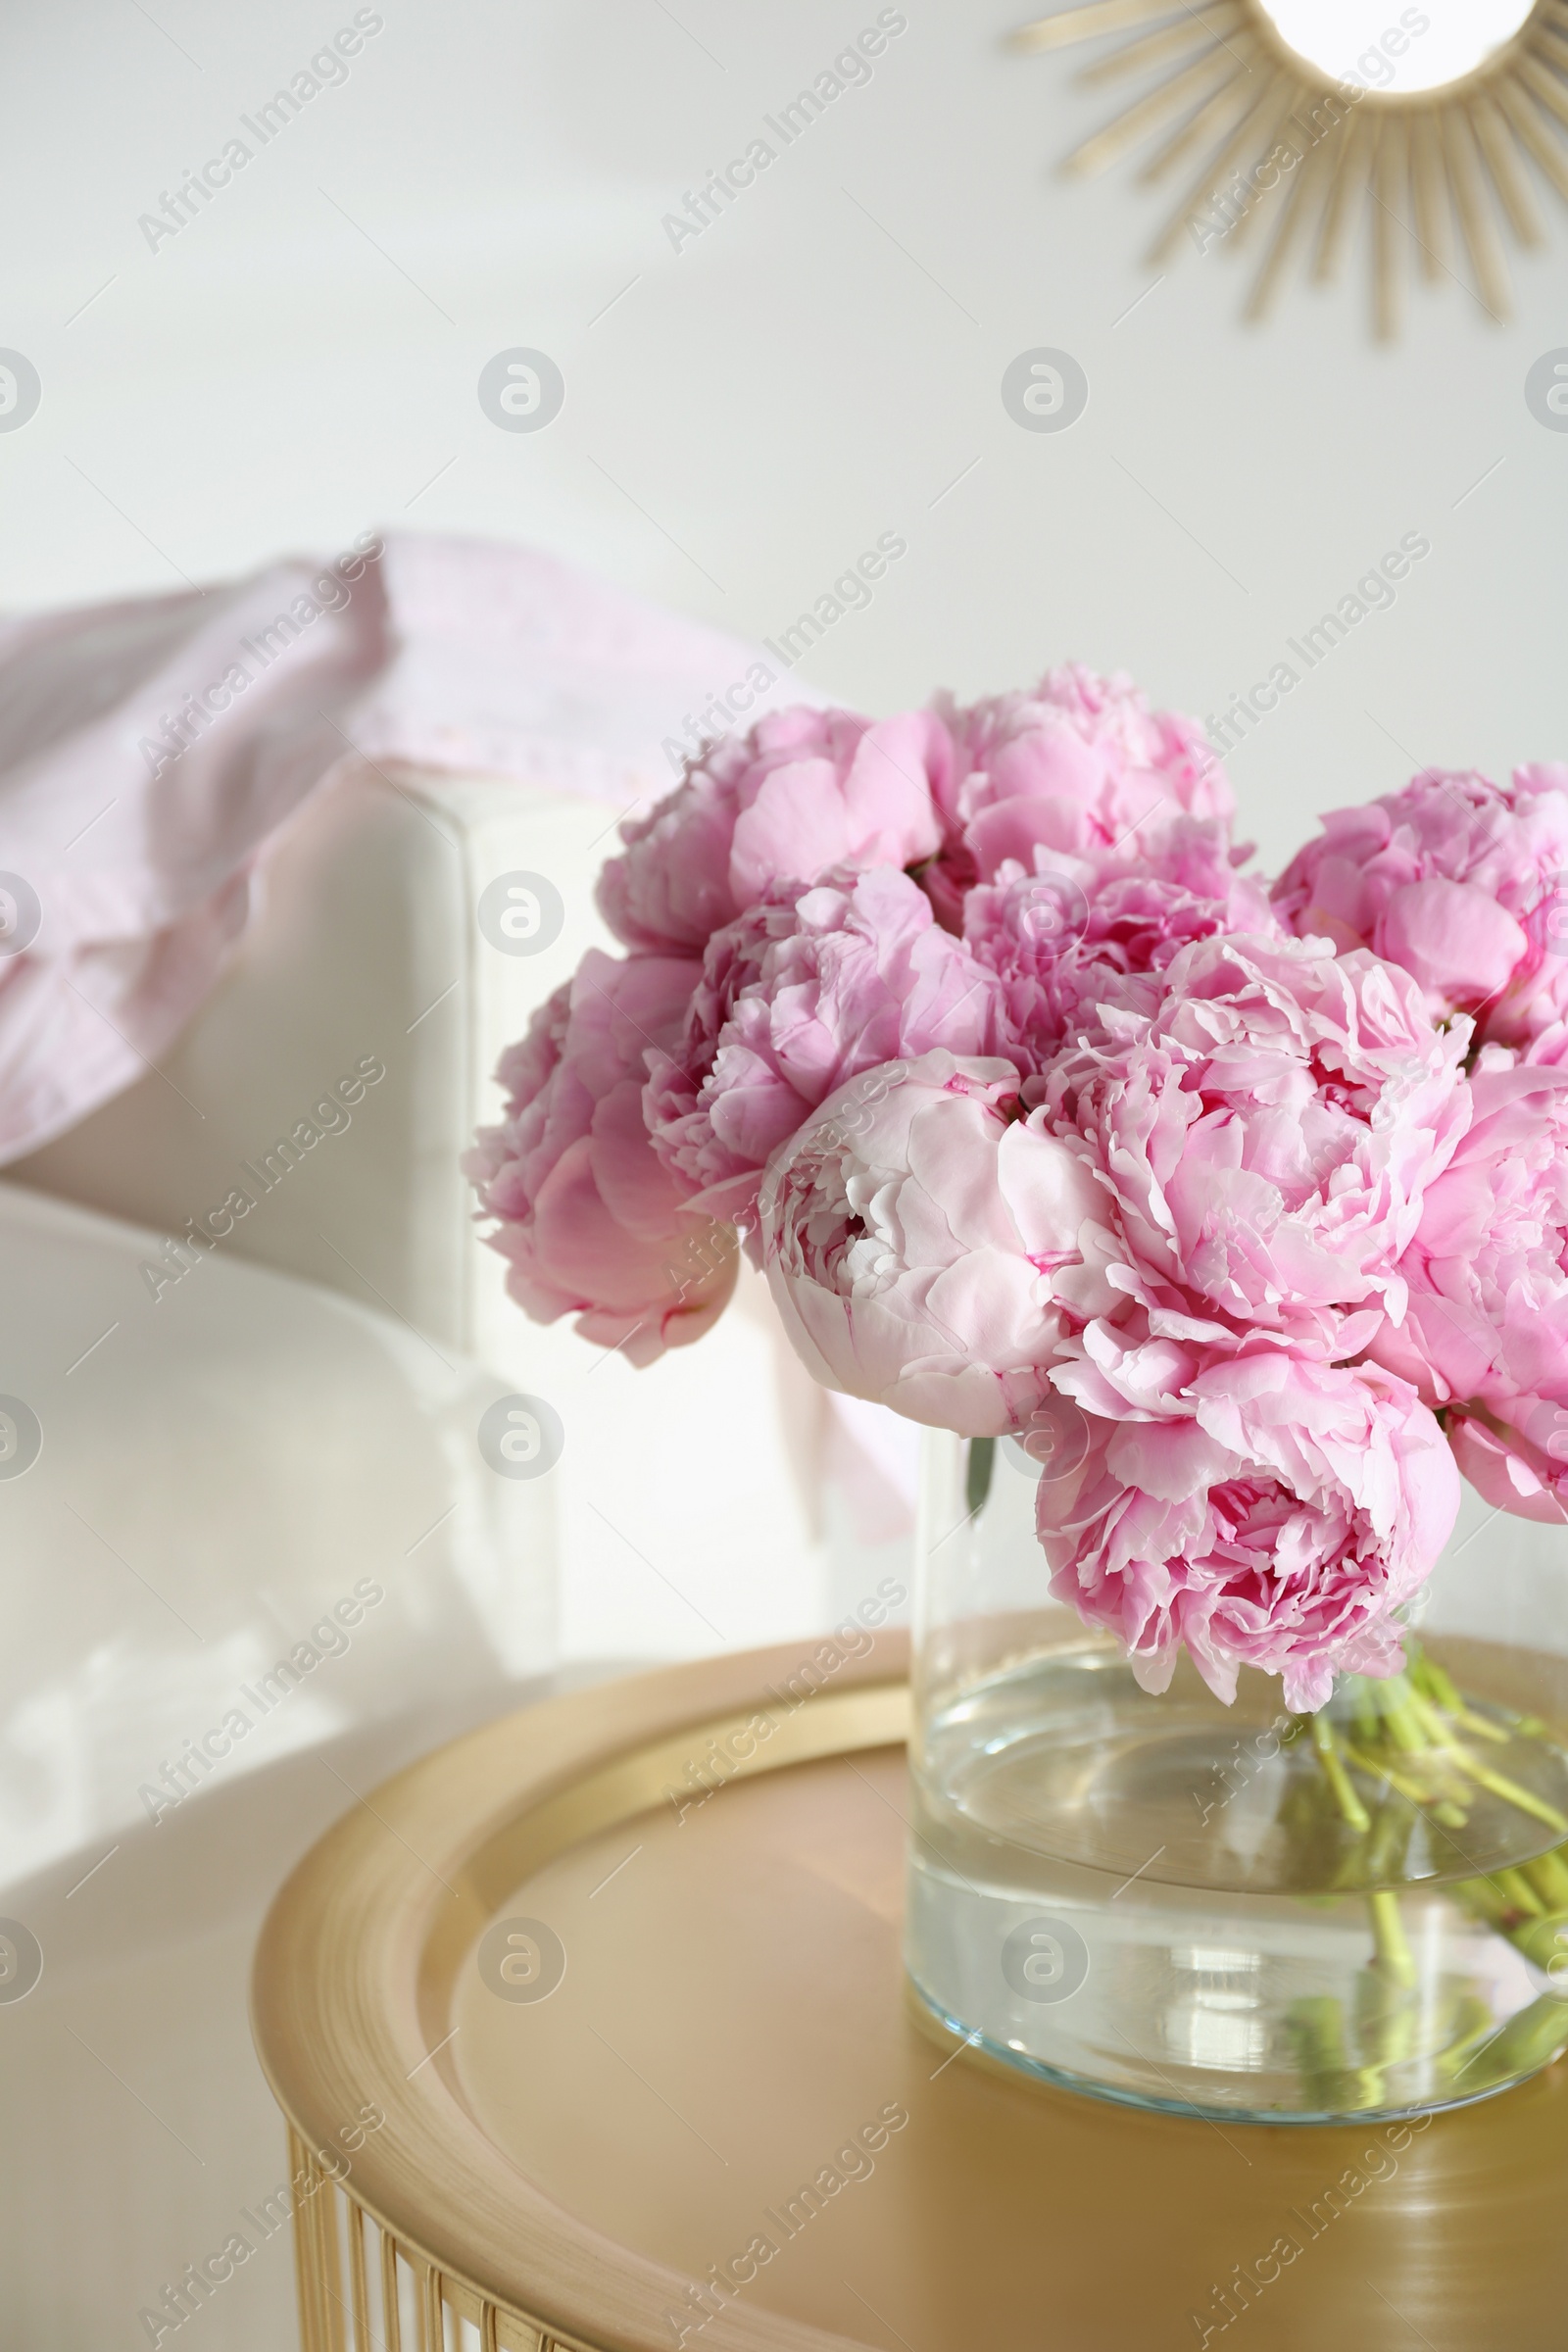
[1012,0,1568,334]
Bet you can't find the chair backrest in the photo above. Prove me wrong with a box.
[8,758,851,1669]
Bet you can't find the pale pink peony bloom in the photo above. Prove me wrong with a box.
[645,866,1008,1230]
[1033,931,1470,1361]
[597,705,949,955]
[466,949,736,1364]
[962,817,1277,1065]
[916,664,1236,925]
[759,1051,1102,1436]
[1272,763,1568,1054]
[1446,1412,1568,1527]
[1036,1354,1459,1711]
[1371,1058,1568,1522]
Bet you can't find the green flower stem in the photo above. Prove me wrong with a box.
[1401,1687,1567,1826]
[1405,1689,1463,1746]
[1293,1657,1568,2111]
[1368,1887,1417,1986]
[1356,1968,1419,2070]
[1435,1992,1511,2086]
[1455,1991,1568,2083]
[1492,1866,1546,1917]
[1286,1994,1384,2111]
[1289,1992,1352,2074]
[1505,1914,1568,1975]
[1341,1740,1448,1812]
[1524,1847,1568,1910]
[965,1437,995,1518]
[1461,1757,1568,1837]
[1359,1790,1417,1889]
[1338,1724,1565,1837]
[1453,1857,1568,1973]
[1350,1681,1384,1746]
[1311,1713,1371,1832]
[1378,1685,1430,1753]
[1409,1653,1464,1713]
[1409,1655,1509,1743]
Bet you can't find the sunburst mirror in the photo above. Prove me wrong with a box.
[1013,0,1568,333]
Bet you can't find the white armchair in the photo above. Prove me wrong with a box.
[9,750,841,1664]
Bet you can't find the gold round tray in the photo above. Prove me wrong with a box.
[252,1630,1568,2352]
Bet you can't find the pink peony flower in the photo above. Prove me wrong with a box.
[597,705,949,955]
[759,1051,1102,1436]
[916,664,1236,926]
[1272,763,1568,1055]
[1370,1058,1568,1522]
[645,865,1008,1230]
[466,949,736,1364]
[1037,1354,1459,1711]
[1446,1412,1568,1528]
[963,817,1277,1067]
[1033,931,1470,1363]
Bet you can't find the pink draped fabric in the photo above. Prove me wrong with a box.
[0,533,805,1162]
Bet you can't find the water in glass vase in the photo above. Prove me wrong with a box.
[906,1434,1568,2122]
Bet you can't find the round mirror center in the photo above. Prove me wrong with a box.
[1258,1,1537,95]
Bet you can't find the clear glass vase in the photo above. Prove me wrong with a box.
[905,1427,1568,2122]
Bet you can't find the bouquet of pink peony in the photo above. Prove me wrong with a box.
[467,673,1568,1721]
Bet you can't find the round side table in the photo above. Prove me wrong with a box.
[252,1629,1568,2352]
